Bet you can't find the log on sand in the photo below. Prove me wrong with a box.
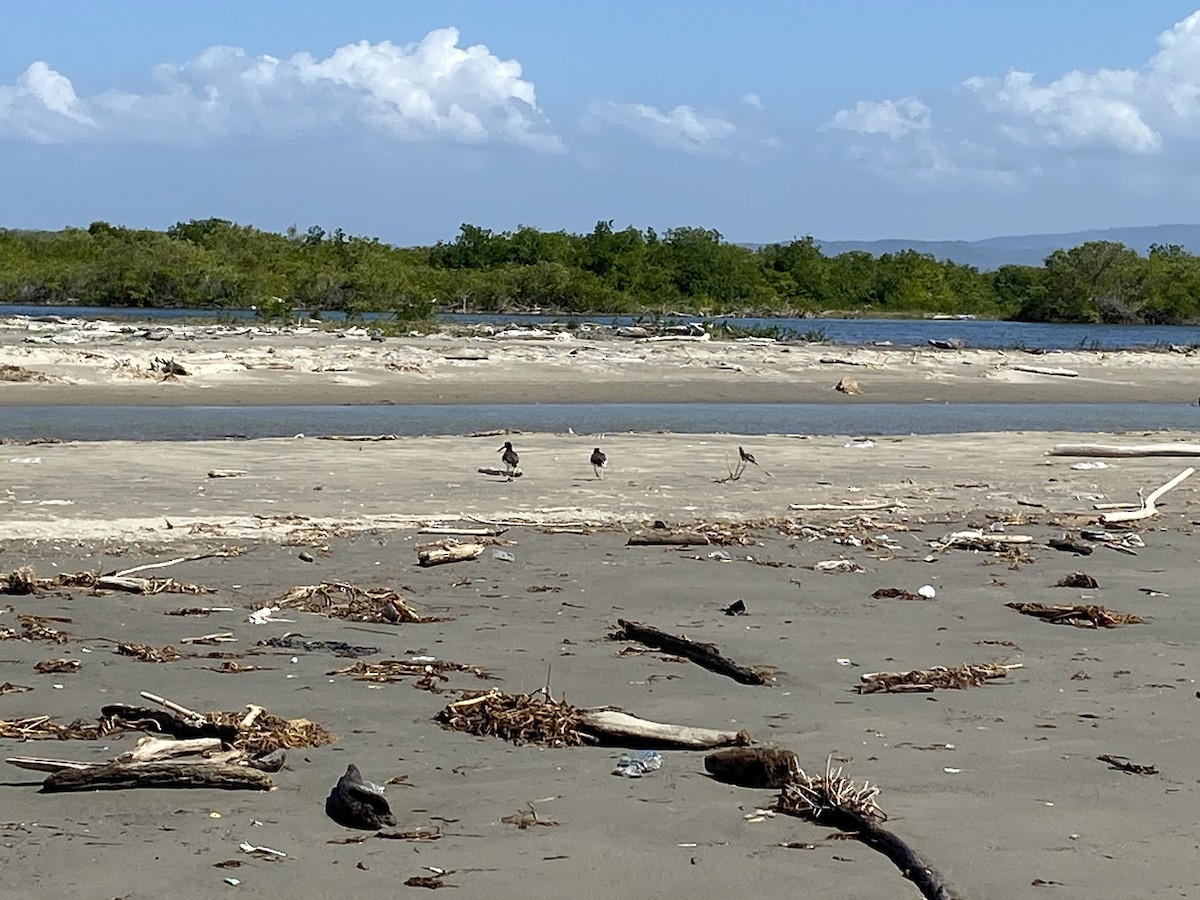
[1099,467,1195,525]
[1049,443,1200,458]
[612,619,772,685]
[41,761,274,793]
[1010,365,1079,377]
[578,710,750,750]
[417,542,485,567]
[626,532,710,546]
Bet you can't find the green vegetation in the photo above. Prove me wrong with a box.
[2,219,1199,324]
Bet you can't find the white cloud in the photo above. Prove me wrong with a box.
[824,10,1200,184]
[586,101,737,154]
[823,96,930,140]
[740,93,764,110]
[0,28,561,151]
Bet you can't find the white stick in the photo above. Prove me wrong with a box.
[139,691,205,723]
[1100,467,1195,524]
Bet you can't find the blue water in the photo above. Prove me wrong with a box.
[3,403,1196,442]
[5,304,1200,351]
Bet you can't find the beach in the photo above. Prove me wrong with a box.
[3,319,1200,899]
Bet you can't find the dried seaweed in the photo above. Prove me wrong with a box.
[34,658,82,674]
[1056,572,1099,589]
[116,642,186,663]
[329,659,496,691]
[0,716,109,741]
[206,708,336,754]
[1,567,39,595]
[1097,754,1158,776]
[0,682,33,694]
[2,615,72,643]
[1006,602,1143,628]
[275,582,431,624]
[436,689,587,747]
[870,587,927,601]
[3,566,216,595]
[857,662,1019,694]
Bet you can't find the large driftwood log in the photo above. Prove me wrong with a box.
[578,710,750,749]
[1100,467,1195,525]
[626,532,710,546]
[417,542,485,567]
[1010,365,1079,377]
[41,761,273,792]
[612,619,772,685]
[1050,443,1200,458]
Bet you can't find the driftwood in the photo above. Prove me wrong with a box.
[41,761,273,793]
[1099,467,1195,525]
[1048,537,1092,555]
[789,500,904,512]
[1006,601,1142,628]
[477,466,522,478]
[858,663,1020,694]
[417,525,506,537]
[1049,443,1200,458]
[577,710,750,750]
[1010,365,1079,377]
[326,764,397,830]
[626,531,710,546]
[776,760,962,900]
[417,542,485,567]
[704,747,798,788]
[612,619,772,685]
[819,356,874,367]
[1057,572,1099,589]
[935,530,1033,551]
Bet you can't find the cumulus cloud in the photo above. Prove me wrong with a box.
[824,10,1200,182]
[0,28,561,151]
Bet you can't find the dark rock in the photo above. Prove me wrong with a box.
[325,764,396,830]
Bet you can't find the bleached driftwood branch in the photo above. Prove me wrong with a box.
[1049,443,1200,458]
[1010,365,1079,377]
[1099,467,1195,525]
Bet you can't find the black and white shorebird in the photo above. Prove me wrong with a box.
[590,446,607,478]
[498,441,520,479]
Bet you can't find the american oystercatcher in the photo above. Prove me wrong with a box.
[590,447,607,478]
[498,441,520,479]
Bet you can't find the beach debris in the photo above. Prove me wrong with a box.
[1099,467,1195,525]
[1097,754,1158,776]
[704,747,799,789]
[34,658,81,674]
[239,840,287,860]
[297,551,315,563]
[928,338,965,350]
[181,631,237,645]
[418,524,507,537]
[775,757,960,900]
[1080,529,1144,554]
[404,871,455,890]
[214,661,264,674]
[871,587,927,602]
[934,530,1034,552]
[436,689,750,749]
[491,548,515,562]
[1049,443,1200,458]
[834,377,861,394]
[0,364,56,382]
[1,566,39,594]
[325,764,397,830]
[811,559,866,573]
[857,663,1020,694]
[1009,364,1079,378]
[917,584,937,599]
[207,469,247,478]
[1048,536,1093,555]
[4,564,219,595]
[257,635,380,657]
[436,690,586,747]
[1071,460,1109,470]
[2,615,71,643]
[40,760,272,793]
[613,749,664,778]
[328,658,495,690]
[1005,602,1143,628]
[150,356,189,377]
[116,642,185,663]
[1138,586,1169,597]
[0,682,33,694]
[417,540,486,566]
[273,582,429,623]
[1056,572,1099,589]
[626,530,710,546]
[610,618,774,685]
[789,500,906,512]
[501,802,559,828]
[722,598,747,616]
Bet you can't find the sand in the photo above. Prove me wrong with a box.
[3,318,1200,899]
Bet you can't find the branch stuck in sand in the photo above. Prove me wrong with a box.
[611,619,774,685]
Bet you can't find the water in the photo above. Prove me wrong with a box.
[3,402,1196,442]
[4,304,1200,350]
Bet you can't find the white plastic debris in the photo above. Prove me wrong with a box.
[491,549,515,562]
[1070,461,1109,470]
[239,841,287,858]
[917,585,937,599]
[247,606,292,625]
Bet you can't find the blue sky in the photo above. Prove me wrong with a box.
[3,1,1200,246]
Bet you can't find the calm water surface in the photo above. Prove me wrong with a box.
[3,402,1197,442]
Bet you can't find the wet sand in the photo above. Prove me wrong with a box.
[3,319,1200,899]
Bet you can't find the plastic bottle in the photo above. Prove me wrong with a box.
[612,749,664,777]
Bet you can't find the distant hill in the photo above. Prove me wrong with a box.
[806,224,1200,270]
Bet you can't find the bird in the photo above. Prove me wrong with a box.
[738,446,759,467]
[590,447,607,478]
[498,441,520,478]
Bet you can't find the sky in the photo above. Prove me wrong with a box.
[4,1,1200,246]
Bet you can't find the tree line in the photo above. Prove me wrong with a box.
[1,218,1198,324]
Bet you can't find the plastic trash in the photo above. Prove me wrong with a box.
[917,585,937,599]
[612,750,663,778]
[491,549,515,562]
